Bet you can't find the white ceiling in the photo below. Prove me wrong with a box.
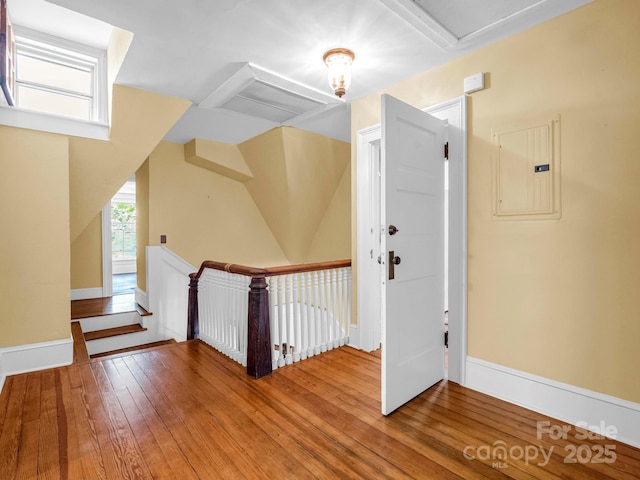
[9,0,592,144]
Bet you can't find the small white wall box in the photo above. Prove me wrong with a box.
[464,72,484,94]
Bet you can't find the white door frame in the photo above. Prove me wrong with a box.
[356,95,468,385]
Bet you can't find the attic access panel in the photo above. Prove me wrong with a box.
[198,63,341,124]
[412,0,542,39]
[219,79,324,123]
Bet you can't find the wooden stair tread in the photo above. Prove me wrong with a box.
[84,323,147,341]
[135,303,153,316]
[71,294,153,319]
[90,339,178,360]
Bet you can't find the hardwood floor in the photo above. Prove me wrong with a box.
[1,341,638,479]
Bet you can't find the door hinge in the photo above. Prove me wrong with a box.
[444,142,449,159]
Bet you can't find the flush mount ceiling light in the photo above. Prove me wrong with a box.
[323,48,355,98]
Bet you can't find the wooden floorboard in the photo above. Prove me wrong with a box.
[0,340,638,479]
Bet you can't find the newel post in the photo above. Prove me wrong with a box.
[187,273,199,340]
[246,275,272,378]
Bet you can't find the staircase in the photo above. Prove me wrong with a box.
[71,294,174,360]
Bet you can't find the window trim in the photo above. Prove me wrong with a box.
[13,25,107,124]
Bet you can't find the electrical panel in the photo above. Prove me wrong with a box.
[492,117,561,220]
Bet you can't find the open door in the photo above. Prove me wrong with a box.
[381,94,446,415]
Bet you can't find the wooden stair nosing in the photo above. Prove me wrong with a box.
[89,339,178,361]
[135,304,153,317]
[71,322,90,364]
[83,323,147,342]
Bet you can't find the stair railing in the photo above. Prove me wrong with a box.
[188,259,352,378]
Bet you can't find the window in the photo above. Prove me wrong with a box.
[111,202,136,259]
[12,27,106,123]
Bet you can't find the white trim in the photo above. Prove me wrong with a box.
[355,95,467,385]
[101,202,112,297]
[135,287,149,311]
[466,356,640,449]
[356,124,383,353]
[425,96,468,386]
[377,0,593,50]
[0,337,73,394]
[147,246,196,341]
[0,104,109,140]
[347,323,360,350]
[14,25,108,124]
[112,257,136,274]
[70,287,103,301]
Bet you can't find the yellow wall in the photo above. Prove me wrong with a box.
[70,212,102,289]
[351,0,640,403]
[136,159,150,291]
[69,85,191,242]
[305,164,351,263]
[240,127,350,263]
[0,127,70,346]
[147,141,290,268]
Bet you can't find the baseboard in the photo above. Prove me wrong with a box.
[135,287,149,310]
[70,287,103,300]
[347,324,359,350]
[465,356,640,449]
[0,337,73,395]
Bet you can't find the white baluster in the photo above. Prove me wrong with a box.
[299,272,309,361]
[338,268,346,346]
[283,274,292,365]
[269,276,279,369]
[277,275,286,368]
[291,273,301,363]
[312,271,320,355]
[331,268,338,348]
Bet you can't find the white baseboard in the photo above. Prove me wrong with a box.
[347,324,359,350]
[465,356,640,449]
[135,287,149,311]
[70,287,103,300]
[0,337,73,394]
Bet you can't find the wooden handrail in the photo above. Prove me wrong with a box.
[192,259,351,281]
[187,258,352,379]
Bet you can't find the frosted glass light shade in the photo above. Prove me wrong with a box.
[323,48,354,98]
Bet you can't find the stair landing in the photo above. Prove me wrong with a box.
[71,293,146,319]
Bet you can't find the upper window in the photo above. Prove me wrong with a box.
[13,27,106,123]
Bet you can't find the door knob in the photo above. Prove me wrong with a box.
[388,250,401,280]
[388,225,399,236]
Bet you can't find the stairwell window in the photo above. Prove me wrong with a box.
[13,28,106,123]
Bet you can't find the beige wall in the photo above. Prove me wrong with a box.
[136,159,150,291]
[69,85,190,242]
[70,212,102,290]
[147,141,290,268]
[0,127,70,346]
[145,130,351,270]
[240,127,350,264]
[305,164,351,263]
[351,0,640,403]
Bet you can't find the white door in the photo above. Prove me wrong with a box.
[381,94,446,415]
